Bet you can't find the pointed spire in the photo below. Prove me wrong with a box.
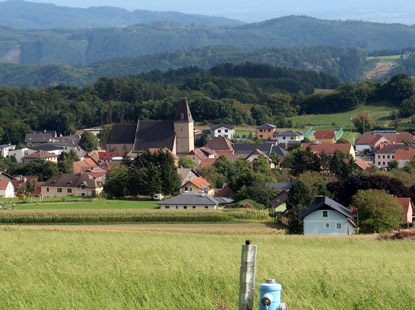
[175,98,193,122]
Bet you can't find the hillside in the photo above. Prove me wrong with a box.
[0,0,243,29]
[2,16,415,67]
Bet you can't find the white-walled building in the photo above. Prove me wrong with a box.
[209,124,235,139]
[0,180,15,198]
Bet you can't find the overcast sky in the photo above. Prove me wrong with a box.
[3,0,415,23]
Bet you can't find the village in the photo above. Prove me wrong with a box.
[0,98,413,235]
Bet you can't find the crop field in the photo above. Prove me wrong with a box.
[0,224,414,309]
[12,199,159,210]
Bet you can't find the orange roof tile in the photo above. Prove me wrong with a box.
[0,180,10,191]
[394,149,415,160]
[199,158,217,169]
[315,130,335,140]
[185,177,210,190]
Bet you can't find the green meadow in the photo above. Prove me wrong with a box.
[0,224,414,310]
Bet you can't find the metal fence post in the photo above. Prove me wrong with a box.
[238,240,257,310]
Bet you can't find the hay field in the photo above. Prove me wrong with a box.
[1,224,414,310]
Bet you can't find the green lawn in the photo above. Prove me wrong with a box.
[13,199,159,210]
[367,55,401,60]
[0,225,414,309]
[289,102,398,130]
[235,129,256,136]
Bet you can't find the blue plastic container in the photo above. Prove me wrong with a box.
[259,279,282,310]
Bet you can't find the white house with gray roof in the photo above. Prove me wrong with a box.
[277,130,304,146]
[158,193,233,210]
[209,124,235,139]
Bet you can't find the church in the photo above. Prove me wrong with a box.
[106,98,194,156]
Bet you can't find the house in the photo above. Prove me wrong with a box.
[90,150,124,164]
[177,168,200,187]
[355,159,375,174]
[0,180,15,198]
[244,149,273,168]
[24,131,56,145]
[256,124,278,140]
[180,177,214,195]
[29,144,65,155]
[234,143,274,156]
[394,149,415,168]
[374,144,415,169]
[106,98,194,156]
[270,190,289,217]
[299,196,356,235]
[41,173,103,198]
[158,192,233,210]
[22,150,58,164]
[0,144,16,157]
[209,124,235,139]
[205,137,234,155]
[396,198,413,223]
[8,148,32,163]
[213,185,234,198]
[314,130,336,143]
[301,143,355,160]
[73,158,100,174]
[355,130,415,152]
[277,130,304,146]
[187,147,217,167]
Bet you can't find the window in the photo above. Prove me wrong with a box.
[392,155,395,159]
[205,206,209,209]
[383,155,385,159]
[218,130,221,133]
[377,155,380,159]
[184,186,188,191]
[193,206,196,209]
[165,206,170,209]
[260,135,263,138]
[283,137,286,140]
[387,155,390,159]
[57,188,62,193]
[81,193,85,196]
[225,129,228,133]
[336,223,342,230]
[378,162,381,165]
[325,223,330,229]
[67,188,72,193]
[322,210,328,218]
[176,206,178,209]
[184,206,187,209]
[260,129,263,132]
[383,162,385,166]
[190,188,193,192]
[290,137,293,140]
[47,187,49,192]
[268,129,271,132]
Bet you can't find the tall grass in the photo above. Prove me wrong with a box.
[0,226,414,309]
[0,209,269,224]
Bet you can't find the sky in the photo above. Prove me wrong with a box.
[4,0,415,23]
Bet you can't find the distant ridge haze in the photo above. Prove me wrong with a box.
[1,0,414,24]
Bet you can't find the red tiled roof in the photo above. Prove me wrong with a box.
[0,180,10,190]
[205,137,234,151]
[383,132,415,143]
[355,159,371,171]
[99,152,124,160]
[394,149,415,160]
[188,147,217,159]
[214,186,234,197]
[301,143,352,154]
[315,130,335,140]
[355,133,386,145]
[73,158,100,174]
[24,150,57,159]
[199,158,217,169]
[184,177,210,190]
[397,198,412,214]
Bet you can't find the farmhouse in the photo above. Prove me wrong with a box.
[22,150,58,164]
[41,173,103,198]
[180,177,214,195]
[299,196,356,235]
[158,193,233,210]
[106,98,194,156]
[0,180,15,198]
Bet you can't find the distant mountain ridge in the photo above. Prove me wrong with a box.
[0,0,244,29]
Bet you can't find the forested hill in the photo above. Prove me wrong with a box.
[0,46,364,88]
[2,16,415,66]
[0,0,243,29]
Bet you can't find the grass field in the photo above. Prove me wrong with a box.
[0,224,414,309]
[235,129,256,136]
[367,55,401,61]
[12,199,159,210]
[288,102,397,130]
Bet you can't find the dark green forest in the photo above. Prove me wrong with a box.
[0,63,413,145]
[2,15,415,67]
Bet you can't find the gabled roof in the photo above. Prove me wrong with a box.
[205,137,234,151]
[234,143,273,155]
[314,130,335,140]
[24,133,53,144]
[214,185,234,197]
[299,196,352,220]
[183,177,211,191]
[175,98,193,122]
[210,123,234,130]
[199,158,218,169]
[301,143,353,154]
[270,145,288,156]
[0,180,11,191]
[133,120,175,151]
[73,158,100,174]
[355,133,386,145]
[23,150,57,159]
[270,190,289,208]
[107,124,136,144]
[396,198,413,215]
[158,193,233,206]
[394,149,415,160]
[256,123,276,129]
[189,147,216,159]
[245,149,268,160]
[279,130,303,137]
[355,159,372,172]
[30,144,64,152]
[376,144,414,155]
[42,173,102,188]
[356,131,415,145]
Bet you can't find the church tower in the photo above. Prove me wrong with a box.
[174,98,194,156]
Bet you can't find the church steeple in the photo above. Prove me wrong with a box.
[175,98,193,122]
[174,98,194,156]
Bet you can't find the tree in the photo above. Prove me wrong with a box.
[178,156,195,168]
[79,131,99,152]
[352,189,402,233]
[352,110,375,134]
[157,150,181,195]
[269,152,280,167]
[103,164,129,198]
[286,180,314,234]
[253,155,269,173]
[388,160,399,170]
[287,147,320,176]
